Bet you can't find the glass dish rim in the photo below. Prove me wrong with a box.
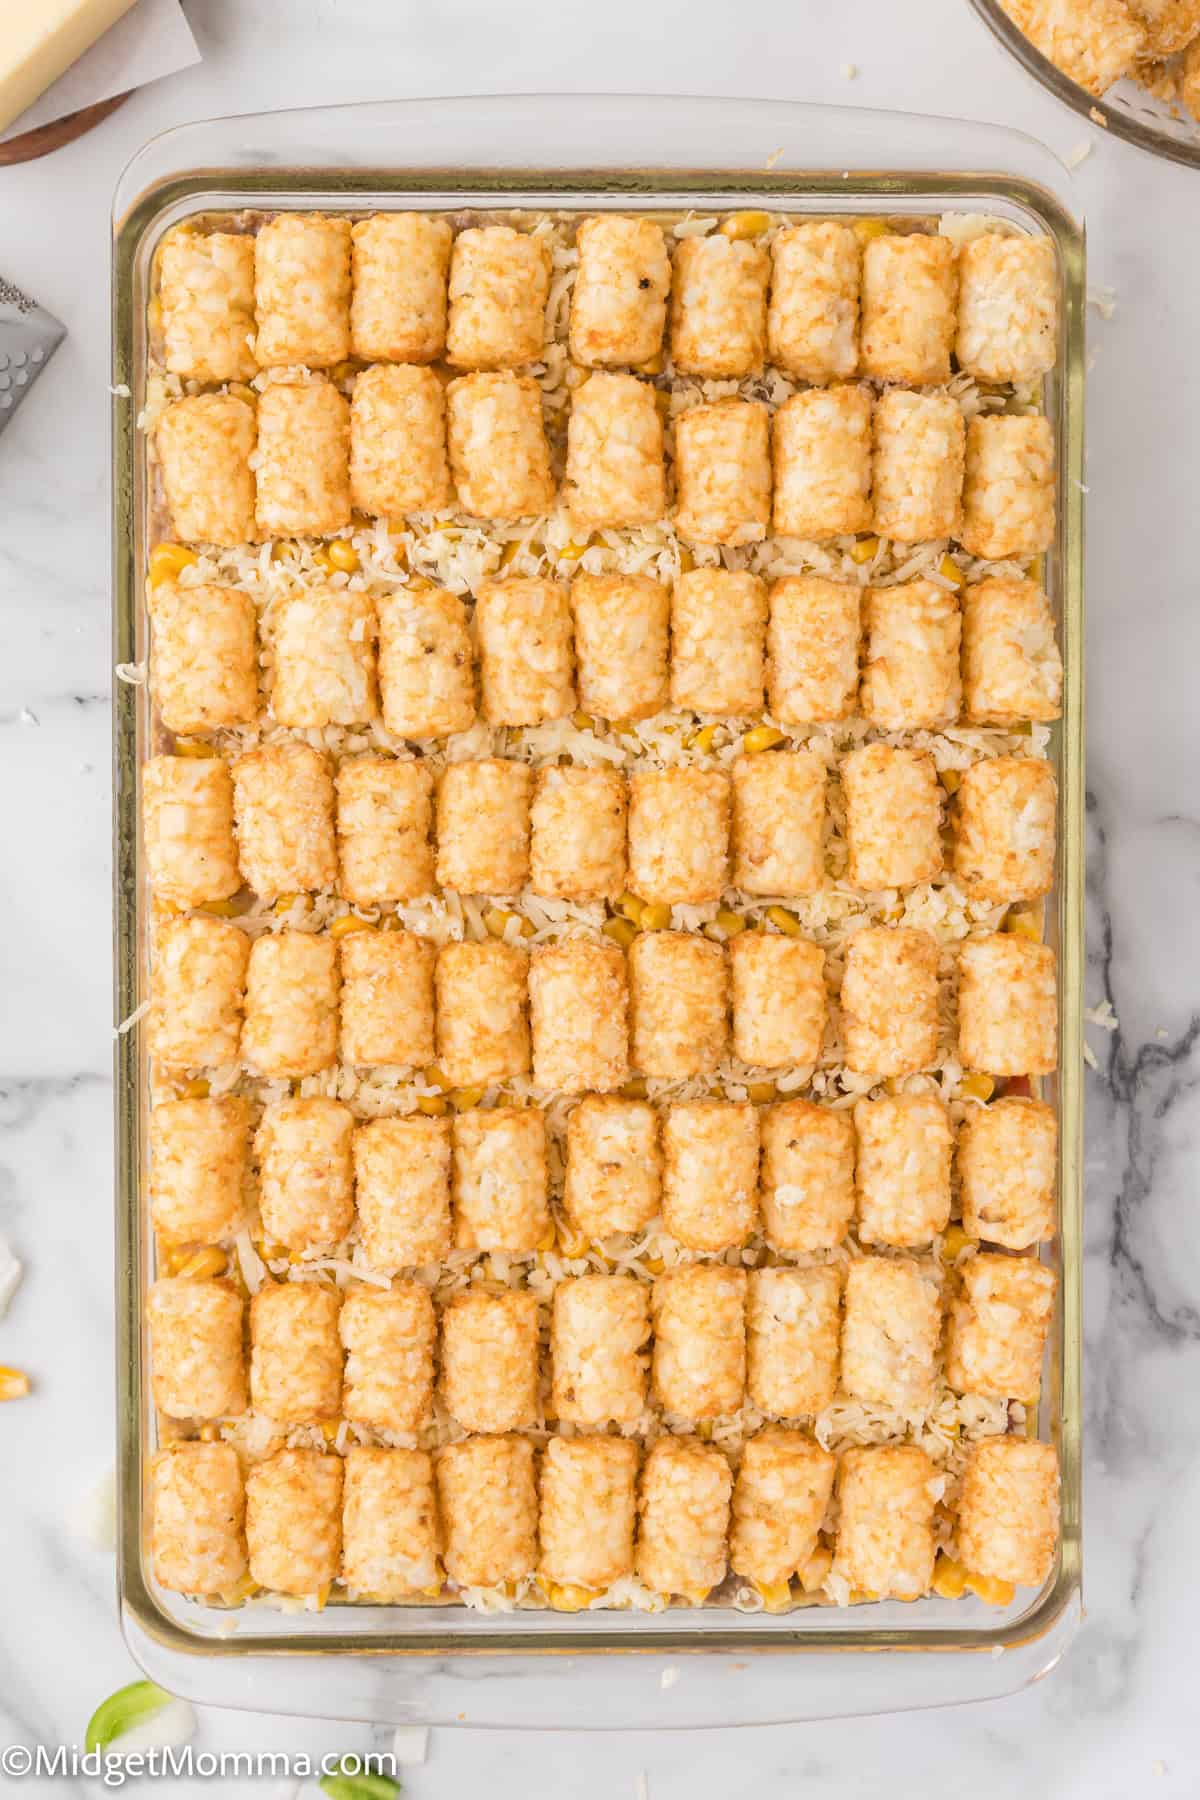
[112,127,1085,1667]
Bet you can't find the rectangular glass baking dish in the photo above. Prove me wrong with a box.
[111,94,1085,1727]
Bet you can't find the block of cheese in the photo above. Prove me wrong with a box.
[0,1,137,135]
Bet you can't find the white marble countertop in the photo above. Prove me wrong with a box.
[3,0,1199,1792]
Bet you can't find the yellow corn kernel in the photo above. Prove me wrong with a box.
[883,901,905,923]
[602,916,638,949]
[180,1077,210,1099]
[799,1544,833,1594]
[849,535,880,565]
[960,1071,995,1102]
[640,902,672,931]
[423,1066,451,1091]
[255,1238,289,1263]
[938,554,964,590]
[149,542,199,587]
[742,724,785,753]
[219,1572,260,1607]
[198,1422,221,1443]
[746,1080,777,1104]
[620,1076,649,1101]
[852,217,891,243]
[203,898,243,918]
[172,738,220,759]
[1004,908,1043,941]
[327,539,360,574]
[0,1368,30,1402]
[964,1570,1016,1607]
[329,913,376,939]
[696,1421,713,1442]
[931,1554,968,1600]
[721,210,772,239]
[227,381,259,409]
[321,1421,341,1445]
[543,1582,596,1613]
[616,893,645,924]
[536,1224,557,1252]
[449,1086,484,1112]
[636,352,665,376]
[677,547,695,574]
[572,711,598,733]
[273,893,301,915]
[765,905,803,937]
[483,907,535,940]
[939,768,962,794]
[686,725,716,754]
[557,539,591,562]
[176,1246,228,1281]
[1029,554,1045,587]
[270,540,300,564]
[940,1224,973,1264]
[715,908,747,938]
[641,1254,665,1275]
[752,1578,794,1613]
[556,1226,589,1258]
[849,1588,879,1604]
[416,1095,449,1116]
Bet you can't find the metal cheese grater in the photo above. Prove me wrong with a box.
[0,277,66,434]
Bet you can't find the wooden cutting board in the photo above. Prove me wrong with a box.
[0,92,129,167]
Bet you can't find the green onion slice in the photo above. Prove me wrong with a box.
[85,1681,174,1754]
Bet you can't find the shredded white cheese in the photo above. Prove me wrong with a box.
[0,1237,21,1318]
[114,999,150,1037]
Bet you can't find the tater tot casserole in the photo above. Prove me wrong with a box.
[130,200,1068,1627]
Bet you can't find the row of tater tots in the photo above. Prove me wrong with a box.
[149,571,1063,740]
[155,367,1055,552]
[152,1085,1056,1262]
[149,919,1057,1085]
[145,744,1056,911]
[153,1425,1059,1605]
[158,214,1056,389]
[150,1253,1055,1455]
